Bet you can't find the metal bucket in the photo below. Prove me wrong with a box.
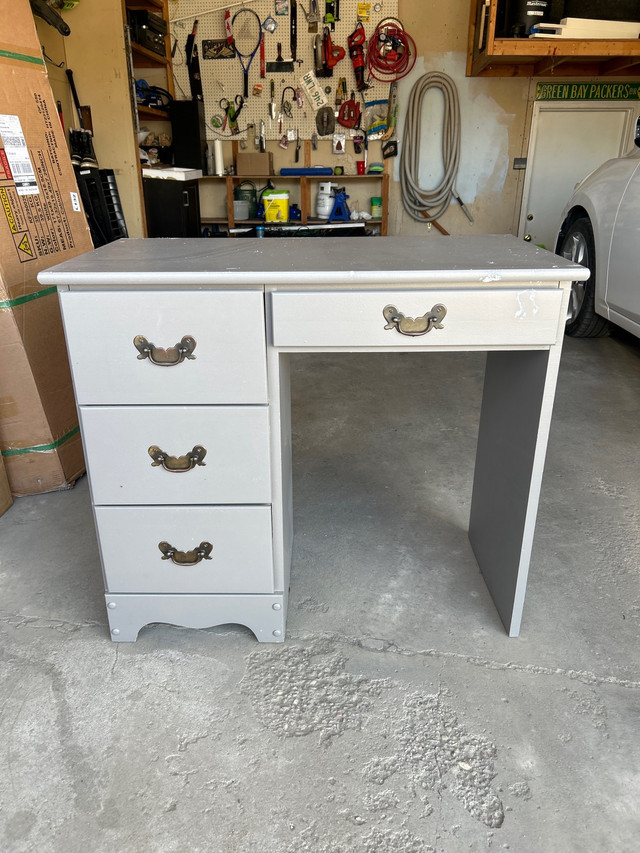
[233,181,257,219]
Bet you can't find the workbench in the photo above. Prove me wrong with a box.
[39,235,588,642]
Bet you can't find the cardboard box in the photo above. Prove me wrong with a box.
[0,452,12,518]
[0,0,93,496]
[236,152,274,176]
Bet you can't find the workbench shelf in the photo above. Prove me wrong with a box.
[468,0,640,77]
[198,169,389,236]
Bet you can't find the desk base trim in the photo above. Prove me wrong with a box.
[104,593,286,643]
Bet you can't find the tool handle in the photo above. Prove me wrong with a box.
[291,0,297,60]
[65,69,84,129]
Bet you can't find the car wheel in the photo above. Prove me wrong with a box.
[560,217,610,337]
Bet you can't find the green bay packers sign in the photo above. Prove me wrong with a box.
[535,81,640,101]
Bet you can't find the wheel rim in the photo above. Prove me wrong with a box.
[562,230,589,324]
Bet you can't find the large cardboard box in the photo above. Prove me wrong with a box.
[0,452,12,518]
[0,2,93,496]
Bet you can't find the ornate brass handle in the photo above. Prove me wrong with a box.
[158,541,213,566]
[133,334,197,366]
[382,304,447,336]
[148,445,207,472]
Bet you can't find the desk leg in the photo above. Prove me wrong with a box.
[268,349,294,606]
[469,347,561,636]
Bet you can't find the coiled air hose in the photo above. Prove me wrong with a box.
[400,72,473,224]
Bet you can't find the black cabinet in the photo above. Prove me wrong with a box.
[143,178,201,237]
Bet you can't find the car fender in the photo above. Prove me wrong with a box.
[557,155,640,319]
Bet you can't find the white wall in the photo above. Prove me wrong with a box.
[391,0,532,236]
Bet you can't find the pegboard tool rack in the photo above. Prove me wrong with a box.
[170,0,400,143]
[199,139,390,235]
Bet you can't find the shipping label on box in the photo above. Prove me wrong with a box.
[0,107,84,294]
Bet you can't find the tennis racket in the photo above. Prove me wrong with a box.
[232,8,262,99]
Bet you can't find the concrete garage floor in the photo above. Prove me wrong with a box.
[1,333,639,853]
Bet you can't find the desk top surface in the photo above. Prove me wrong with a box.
[40,235,589,288]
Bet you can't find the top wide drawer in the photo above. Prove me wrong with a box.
[59,290,268,404]
[270,288,564,349]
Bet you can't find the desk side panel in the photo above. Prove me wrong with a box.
[469,349,557,635]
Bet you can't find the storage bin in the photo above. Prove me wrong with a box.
[263,190,289,222]
[233,199,250,220]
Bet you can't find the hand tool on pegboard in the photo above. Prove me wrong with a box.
[381,80,398,140]
[348,22,369,91]
[267,42,295,72]
[290,0,298,62]
[325,1,336,29]
[302,0,319,33]
[337,92,361,129]
[315,26,345,77]
[220,95,244,134]
[185,20,203,100]
[269,79,277,127]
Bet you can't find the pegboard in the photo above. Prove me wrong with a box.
[169,0,400,143]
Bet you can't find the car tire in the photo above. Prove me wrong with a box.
[560,217,610,338]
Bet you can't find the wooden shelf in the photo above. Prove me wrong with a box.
[467,0,640,77]
[198,159,389,236]
[131,41,170,69]
[125,0,164,10]
[137,104,170,120]
[200,173,385,180]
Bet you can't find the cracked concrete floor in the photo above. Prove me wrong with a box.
[1,334,639,852]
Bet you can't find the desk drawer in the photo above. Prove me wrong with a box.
[270,288,564,348]
[60,290,267,404]
[95,505,273,594]
[81,406,271,505]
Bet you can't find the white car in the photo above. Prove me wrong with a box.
[556,144,640,338]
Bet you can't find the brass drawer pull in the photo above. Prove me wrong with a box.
[148,444,207,472]
[383,303,447,336]
[133,334,197,366]
[158,540,213,566]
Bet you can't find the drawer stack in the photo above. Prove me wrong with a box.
[59,288,285,642]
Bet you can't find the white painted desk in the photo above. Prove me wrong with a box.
[39,236,588,641]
